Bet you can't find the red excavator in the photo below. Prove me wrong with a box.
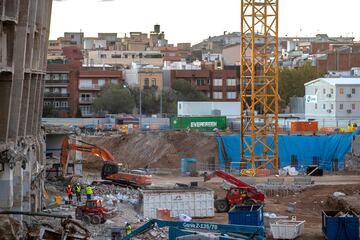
[204,170,265,212]
[60,136,152,188]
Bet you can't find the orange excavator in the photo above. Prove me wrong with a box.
[60,136,152,188]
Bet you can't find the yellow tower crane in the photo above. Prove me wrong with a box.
[240,0,279,171]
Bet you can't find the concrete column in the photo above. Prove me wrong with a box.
[32,74,41,134]
[26,74,38,135]
[22,152,31,222]
[7,0,30,140]
[19,73,30,136]
[0,163,13,209]
[0,73,12,142]
[12,163,23,221]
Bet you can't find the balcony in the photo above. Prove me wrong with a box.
[79,97,96,104]
[45,79,69,85]
[196,85,211,91]
[44,92,70,98]
[79,84,101,90]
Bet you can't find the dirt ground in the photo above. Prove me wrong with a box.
[151,174,360,239]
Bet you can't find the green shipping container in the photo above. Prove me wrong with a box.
[170,116,227,131]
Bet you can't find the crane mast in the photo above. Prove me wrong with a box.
[240,0,279,170]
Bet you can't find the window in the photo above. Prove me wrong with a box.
[80,106,92,115]
[132,55,135,59]
[61,88,67,94]
[44,88,50,93]
[226,79,236,86]
[80,93,91,101]
[315,88,318,94]
[352,103,356,110]
[197,79,205,86]
[45,74,50,81]
[100,54,107,59]
[111,54,122,58]
[352,88,356,94]
[51,74,60,80]
[227,92,236,99]
[60,101,68,108]
[79,79,92,88]
[339,88,344,95]
[60,74,68,81]
[98,79,106,87]
[322,104,326,109]
[151,78,156,86]
[323,88,326,94]
[330,88,334,94]
[331,104,334,110]
[111,79,118,84]
[54,101,60,108]
[315,104,317,109]
[214,79,222,86]
[340,104,343,110]
[144,78,149,87]
[213,92,223,99]
[124,54,128,58]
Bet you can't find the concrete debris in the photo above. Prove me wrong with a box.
[134,227,168,240]
[0,216,21,240]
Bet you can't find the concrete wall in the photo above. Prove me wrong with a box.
[0,0,53,215]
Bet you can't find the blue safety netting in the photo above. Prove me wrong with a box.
[217,129,360,171]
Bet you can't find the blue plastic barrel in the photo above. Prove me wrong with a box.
[180,158,197,176]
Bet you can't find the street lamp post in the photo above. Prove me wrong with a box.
[139,87,142,129]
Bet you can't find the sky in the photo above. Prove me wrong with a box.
[50,0,360,45]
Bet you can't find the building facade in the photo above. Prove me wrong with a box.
[0,0,52,214]
[78,69,123,117]
[305,78,360,120]
[85,50,163,68]
[170,69,240,101]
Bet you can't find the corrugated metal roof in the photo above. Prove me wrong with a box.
[305,78,360,86]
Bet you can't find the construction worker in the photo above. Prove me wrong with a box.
[75,183,82,202]
[85,184,93,200]
[125,222,132,236]
[65,185,73,201]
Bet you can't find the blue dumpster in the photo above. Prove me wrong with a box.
[322,210,359,240]
[228,205,264,226]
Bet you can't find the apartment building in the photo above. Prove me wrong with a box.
[85,50,163,68]
[78,69,123,117]
[170,69,239,101]
[305,78,360,120]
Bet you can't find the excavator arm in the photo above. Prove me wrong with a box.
[60,136,115,176]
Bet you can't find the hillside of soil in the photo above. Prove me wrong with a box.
[81,131,218,172]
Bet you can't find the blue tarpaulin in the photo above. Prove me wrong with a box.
[217,129,360,171]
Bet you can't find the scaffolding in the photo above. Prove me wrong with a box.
[240,0,279,170]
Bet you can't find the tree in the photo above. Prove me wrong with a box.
[172,79,209,101]
[43,104,59,117]
[279,62,324,108]
[93,84,135,114]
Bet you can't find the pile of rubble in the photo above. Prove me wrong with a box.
[133,227,168,240]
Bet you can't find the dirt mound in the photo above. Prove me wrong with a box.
[81,131,218,171]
